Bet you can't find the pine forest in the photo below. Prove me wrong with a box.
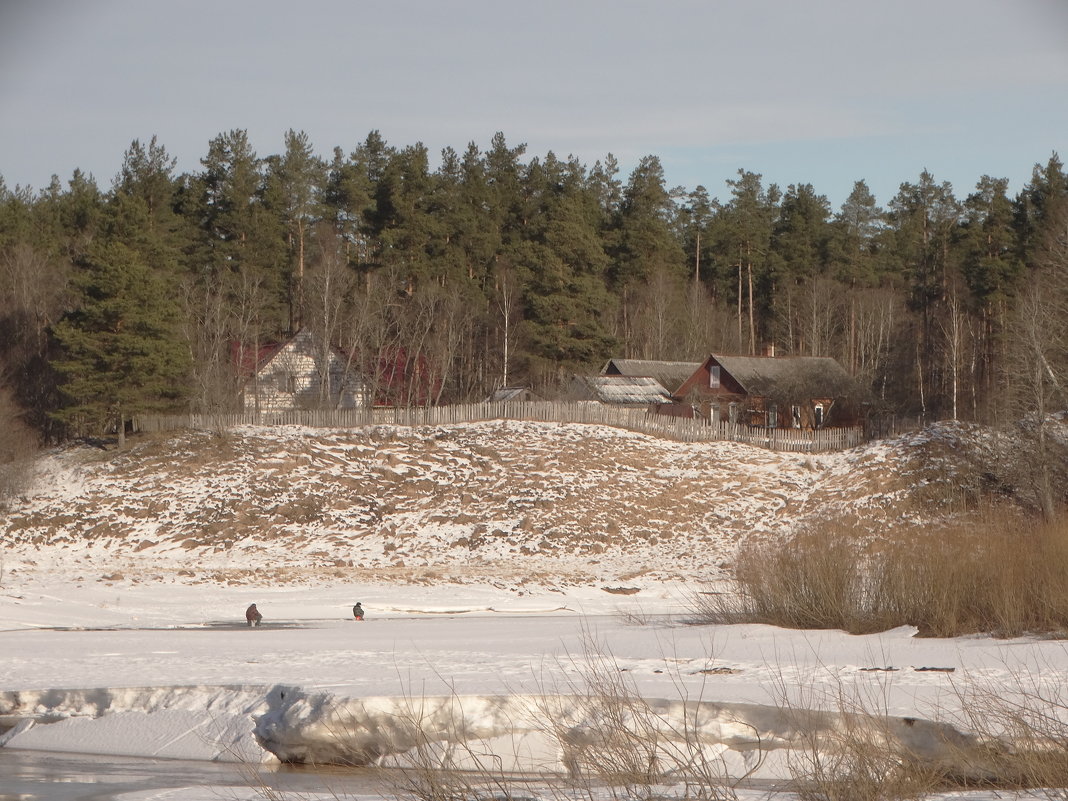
[1,129,1067,449]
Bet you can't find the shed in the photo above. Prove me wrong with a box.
[567,375,674,406]
[601,358,702,396]
[486,386,543,403]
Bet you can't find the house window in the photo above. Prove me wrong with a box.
[728,402,739,425]
[791,405,801,429]
[814,403,825,429]
[768,404,778,429]
[709,365,721,389]
[280,373,297,394]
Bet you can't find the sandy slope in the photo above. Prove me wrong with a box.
[0,418,1005,591]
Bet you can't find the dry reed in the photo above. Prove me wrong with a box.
[692,509,1068,637]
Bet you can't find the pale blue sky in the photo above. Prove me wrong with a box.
[1,0,1066,207]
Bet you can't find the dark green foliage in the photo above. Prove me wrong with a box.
[613,155,685,288]
[711,170,779,354]
[828,179,885,287]
[51,241,191,444]
[2,133,1067,440]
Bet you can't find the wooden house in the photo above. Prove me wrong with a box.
[601,359,702,396]
[238,329,366,413]
[675,352,858,429]
[366,348,441,407]
[567,374,674,406]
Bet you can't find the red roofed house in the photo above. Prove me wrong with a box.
[237,329,366,413]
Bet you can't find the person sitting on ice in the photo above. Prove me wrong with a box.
[246,603,263,627]
[352,602,364,621]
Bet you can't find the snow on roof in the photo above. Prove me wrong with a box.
[570,374,674,405]
[602,359,702,394]
[486,386,541,403]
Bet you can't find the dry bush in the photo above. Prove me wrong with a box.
[778,675,976,801]
[532,636,753,801]
[689,522,870,632]
[787,717,944,801]
[377,724,525,801]
[773,656,1068,799]
[0,385,39,502]
[693,509,1068,637]
[941,662,1068,794]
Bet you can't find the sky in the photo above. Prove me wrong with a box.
[1,0,1067,209]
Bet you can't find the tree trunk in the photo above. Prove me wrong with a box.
[747,258,756,355]
[736,259,743,346]
[694,230,701,285]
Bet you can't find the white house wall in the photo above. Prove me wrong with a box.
[243,332,366,412]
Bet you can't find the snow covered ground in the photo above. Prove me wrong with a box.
[3,581,1068,801]
[2,421,1066,800]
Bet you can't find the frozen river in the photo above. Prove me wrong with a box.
[0,748,382,800]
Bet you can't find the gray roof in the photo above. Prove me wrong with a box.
[602,359,702,395]
[712,354,853,397]
[569,375,674,406]
[486,386,541,403]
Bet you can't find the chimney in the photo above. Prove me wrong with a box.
[762,343,776,358]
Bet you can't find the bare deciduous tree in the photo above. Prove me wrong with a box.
[305,224,358,408]
[1004,208,1068,519]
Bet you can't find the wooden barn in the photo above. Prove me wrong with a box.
[567,374,674,406]
[485,386,543,403]
[675,352,858,429]
[238,329,366,413]
[600,358,702,396]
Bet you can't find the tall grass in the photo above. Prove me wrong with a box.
[0,386,38,503]
[693,509,1068,637]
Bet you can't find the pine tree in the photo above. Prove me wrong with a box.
[715,170,779,353]
[887,171,960,417]
[771,184,836,356]
[520,157,615,381]
[1016,153,1068,266]
[267,129,325,330]
[611,156,685,353]
[375,143,441,293]
[109,137,182,278]
[827,180,896,377]
[829,180,884,287]
[613,155,684,287]
[680,185,715,287]
[114,136,178,234]
[956,176,1022,418]
[51,240,190,446]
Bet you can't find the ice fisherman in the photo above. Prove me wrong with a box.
[353,602,364,621]
[246,603,263,627]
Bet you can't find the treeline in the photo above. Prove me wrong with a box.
[1,129,1067,447]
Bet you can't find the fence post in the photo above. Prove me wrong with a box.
[135,405,868,452]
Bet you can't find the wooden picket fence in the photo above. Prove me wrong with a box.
[136,401,867,453]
